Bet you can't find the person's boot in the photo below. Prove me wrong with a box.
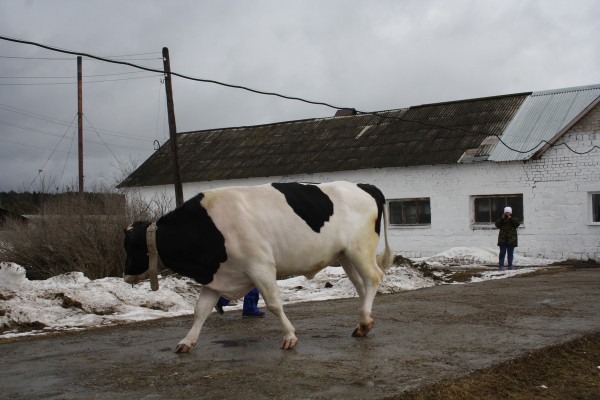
[242,311,265,317]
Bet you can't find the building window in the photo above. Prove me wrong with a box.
[592,193,600,223]
[472,194,523,223]
[389,198,431,225]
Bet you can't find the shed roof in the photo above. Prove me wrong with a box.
[489,84,600,161]
[119,84,599,188]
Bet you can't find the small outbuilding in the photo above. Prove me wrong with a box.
[119,84,600,261]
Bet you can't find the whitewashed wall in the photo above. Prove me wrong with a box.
[124,107,600,261]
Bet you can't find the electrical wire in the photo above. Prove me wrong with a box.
[154,78,166,142]
[0,118,153,151]
[102,51,162,57]
[0,55,74,60]
[29,114,78,189]
[83,114,122,164]
[0,74,162,85]
[0,55,161,61]
[0,34,598,157]
[58,128,77,187]
[0,35,353,108]
[0,103,153,141]
[0,137,71,153]
[0,70,161,79]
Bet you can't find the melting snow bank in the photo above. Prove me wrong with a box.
[413,246,556,268]
[0,247,556,339]
[0,262,201,339]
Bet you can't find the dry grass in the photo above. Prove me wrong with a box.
[0,193,162,280]
[392,331,600,400]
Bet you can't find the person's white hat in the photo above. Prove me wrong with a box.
[504,206,512,214]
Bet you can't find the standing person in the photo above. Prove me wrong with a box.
[215,288,265,317]
[495,206,521,271]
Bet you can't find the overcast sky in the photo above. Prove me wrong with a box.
[0,0,598,192]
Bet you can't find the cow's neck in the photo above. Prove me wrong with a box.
[145,222,163,291]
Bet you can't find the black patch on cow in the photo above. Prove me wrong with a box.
[272,183,334,233]
[357,183,385,235]
[155,193,227,285]
[124,220,152,276]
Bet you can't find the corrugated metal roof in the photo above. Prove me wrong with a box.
[488,84,600,161]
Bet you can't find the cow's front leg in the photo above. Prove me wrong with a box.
[252,275,298,349]
[175,287,220,353]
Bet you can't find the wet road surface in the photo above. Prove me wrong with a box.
[1,268,599,399]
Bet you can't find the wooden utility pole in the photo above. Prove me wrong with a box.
[77,56,84,195]
[162,47,184,207]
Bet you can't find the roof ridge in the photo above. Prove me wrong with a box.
[178,108,409,135]
[532,83,600,97]
[410,92,532,109]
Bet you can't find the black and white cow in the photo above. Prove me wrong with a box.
[124,181,392,353]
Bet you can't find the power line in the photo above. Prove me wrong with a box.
[365,111,600,155]
[0,119,153,151]
[0,137,71,153]
[0,70,160,79]
[0,103,153,141]
[0,55,74,60]
[29,114,78,189]
[0,55,161,61]
[0,74,162,85]
[59,128,77,187]
[0,34,597,157]
[0,34,348,107]
[103,51,162,57]
[83,114,122,164]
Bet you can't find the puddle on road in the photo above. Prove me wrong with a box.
[213,339,259,348]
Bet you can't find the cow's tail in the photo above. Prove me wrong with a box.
[377,204,394,272]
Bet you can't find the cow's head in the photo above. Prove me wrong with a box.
[123,221,152,285]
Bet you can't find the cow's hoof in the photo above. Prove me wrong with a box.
[351,322,374,337]
[281,337,298,350]
[174,344,191,353]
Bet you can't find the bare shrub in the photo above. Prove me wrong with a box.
[0,193,129,280]
[123,189,173,222]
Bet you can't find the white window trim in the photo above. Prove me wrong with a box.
[588,192,600,226]
[470,224,498,230]
[390,223,432,230]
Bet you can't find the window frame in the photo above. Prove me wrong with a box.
[471,194,524,226]
[589,192,600,225]
[388,197,431,227]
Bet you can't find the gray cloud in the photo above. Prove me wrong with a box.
[0,0,599,191]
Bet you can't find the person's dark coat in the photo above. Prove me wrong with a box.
[495,216,521,246]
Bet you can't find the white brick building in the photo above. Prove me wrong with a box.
[120,84,600,261]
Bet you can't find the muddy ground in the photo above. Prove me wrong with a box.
[1,268,599,400]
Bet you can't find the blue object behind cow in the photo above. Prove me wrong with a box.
[217,288,265,317]
[124,181,393,353]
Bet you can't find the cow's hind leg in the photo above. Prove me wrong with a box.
[175,287,220,353]
[339,255,365,299]
[345,252,384,338]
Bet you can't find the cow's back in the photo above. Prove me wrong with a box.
[202,181,382,277]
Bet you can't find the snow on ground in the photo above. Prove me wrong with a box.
[413,246,554,268]
[0,247,556,339]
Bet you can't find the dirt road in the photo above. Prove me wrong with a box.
[1,268,599,400]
